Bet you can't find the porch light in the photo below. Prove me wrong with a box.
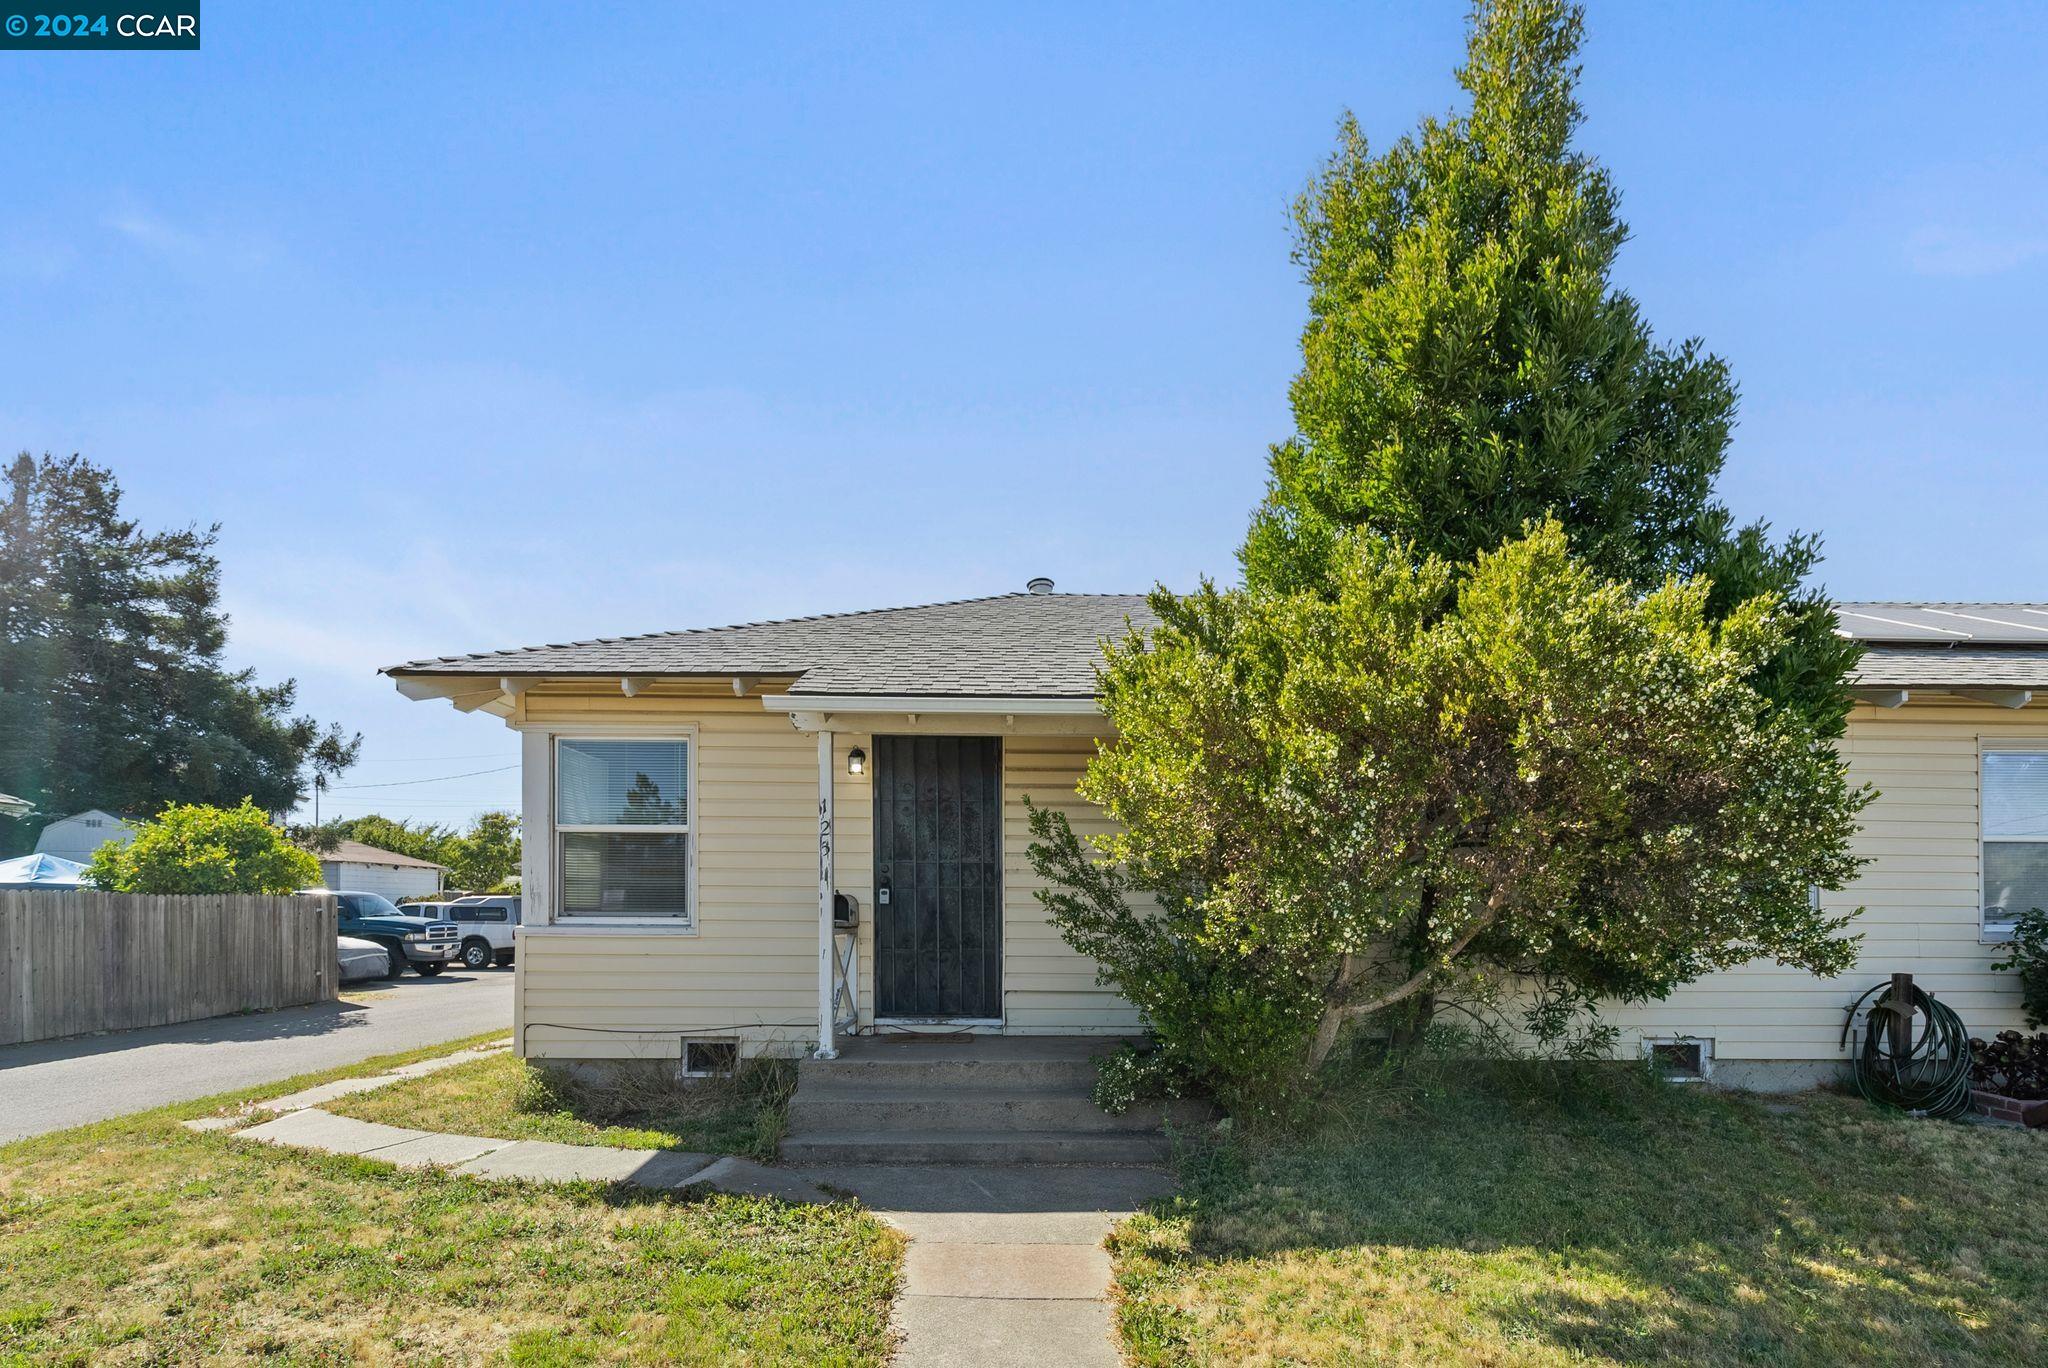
[847,747,867,777]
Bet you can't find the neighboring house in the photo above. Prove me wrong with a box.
[386,589,2046,1090]
[34,810,136,863]
[315,839,446,902]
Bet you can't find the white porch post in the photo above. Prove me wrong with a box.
[815,727,838,1059]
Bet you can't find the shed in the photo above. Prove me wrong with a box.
[34,810,136,863]
[315,840,447,902]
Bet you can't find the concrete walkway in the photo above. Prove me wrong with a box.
[205,1048,1174,1364]
[192,1044,833,1203]
[805,1164,1175,1367]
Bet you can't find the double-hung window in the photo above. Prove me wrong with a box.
[554,737,692,925]
[1983,748,2048,938]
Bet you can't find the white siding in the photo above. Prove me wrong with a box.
[1611,699,2037,1059]
[510,689,2034,1064]
[33,811,134,863]
[1002,735,1141,1033]
[511,691,1135,1059]
[516,695,826,1060]
[319,861,441,903]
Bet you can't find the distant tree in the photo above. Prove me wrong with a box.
[287,810,520,891]
[89,799,322,895]
[622,773,682,824]
[0,453,359,855]
[290,818,350,857]
[326,813,453,866]
[444,810,521,892]
[1240,0,1860,736]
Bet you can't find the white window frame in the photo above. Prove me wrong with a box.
[549,730,698,930]
[1981,740,2048,943]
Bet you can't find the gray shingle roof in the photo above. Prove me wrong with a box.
[1835,604,2048,691]
[385,593,1157,699]
[318,839,446,871]
[1849,647,2048,688]
[388,596,2048,699]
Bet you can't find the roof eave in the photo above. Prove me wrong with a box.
[761,693,1103,715]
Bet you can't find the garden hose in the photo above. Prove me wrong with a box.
[1839,979,1974,1118]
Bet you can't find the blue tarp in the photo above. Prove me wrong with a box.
[0,852,89,889]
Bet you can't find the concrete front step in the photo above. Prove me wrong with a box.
[780,1128,1172,1166]
[801,1055,1102,1092]
[784,1036,1195,1166]
[789,1086,1210,1135]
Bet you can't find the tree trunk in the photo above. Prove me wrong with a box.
[1390,990,1437,1052]
[1303,894,1501,1073]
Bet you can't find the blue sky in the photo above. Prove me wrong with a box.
[5,2,2045,826]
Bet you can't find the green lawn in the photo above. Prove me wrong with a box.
[327,1050,793,1161]
[1111,1062,2048,1366]
[0,1039,899,1366]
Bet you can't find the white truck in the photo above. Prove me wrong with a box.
[441,895,522,970]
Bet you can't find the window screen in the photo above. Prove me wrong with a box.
[1985,751,2048,931]
[555,738,690,922]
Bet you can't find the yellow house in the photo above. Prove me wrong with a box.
[387,590,2044,1092]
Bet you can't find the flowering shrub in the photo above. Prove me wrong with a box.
[1029,522,1868,1116]
[1090,1042,1198,1116]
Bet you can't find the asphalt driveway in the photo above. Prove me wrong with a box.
[0,969,515,1142]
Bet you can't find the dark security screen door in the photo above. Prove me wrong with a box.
[873,736,1003,1018]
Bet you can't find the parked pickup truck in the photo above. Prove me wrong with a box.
[303,890,462,978]
[443,895,522,970]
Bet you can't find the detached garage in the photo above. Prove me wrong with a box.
[316,840,445,902]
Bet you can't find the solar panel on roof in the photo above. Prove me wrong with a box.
[1835,604,2048,643]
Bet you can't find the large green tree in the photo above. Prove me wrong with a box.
[0,453,359,855]
[1242,0,1859,734]
[1030,0,1873,1110]
[1032,524,1867,1109]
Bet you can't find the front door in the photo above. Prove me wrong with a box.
[873,736,1002,1019]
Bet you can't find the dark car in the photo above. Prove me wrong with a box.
[303,889,462,978]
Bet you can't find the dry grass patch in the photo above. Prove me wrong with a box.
[326,1050,794,1160]
[0,1043,899,1365]
[1112,1061,2048,1366]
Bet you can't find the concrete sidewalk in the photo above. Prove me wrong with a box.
[198,1047,833,1204]
[219,1104,827,1200]
[804,1164,1174,1367]
[199,1046,1174,1365]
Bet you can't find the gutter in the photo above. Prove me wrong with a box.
[759,694,1102,716]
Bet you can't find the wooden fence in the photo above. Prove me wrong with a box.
[0,891,338,1046]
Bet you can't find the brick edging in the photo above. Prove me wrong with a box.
[1970,1089,2048,1128]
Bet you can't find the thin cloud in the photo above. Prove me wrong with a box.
[101,204,280,274]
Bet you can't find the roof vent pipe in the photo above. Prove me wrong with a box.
[1026,577,1055,595]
